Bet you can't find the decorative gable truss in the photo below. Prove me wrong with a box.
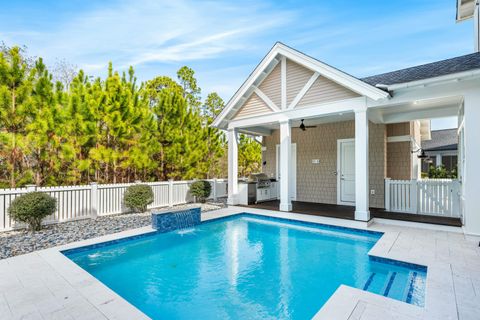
[213,42,389,129]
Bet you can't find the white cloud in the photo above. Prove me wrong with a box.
[23,0,294,73]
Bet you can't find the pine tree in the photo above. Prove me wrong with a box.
[238,134,262,177]
[0,47,232,186]
[177,66,201,112]
[201,92,226,178]
[25,57,64,185]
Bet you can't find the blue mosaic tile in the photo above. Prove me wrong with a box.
[406,272,418,304]
[369,255,427,271]
[151,207,201,233]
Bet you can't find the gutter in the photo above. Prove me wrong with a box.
[376,69,480,91]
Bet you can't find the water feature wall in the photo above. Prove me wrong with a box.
[151,207,201,232]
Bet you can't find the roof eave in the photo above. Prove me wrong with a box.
[380,68,480,91]
[456,0,476,21]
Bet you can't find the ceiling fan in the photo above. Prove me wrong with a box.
[299,119,316,131]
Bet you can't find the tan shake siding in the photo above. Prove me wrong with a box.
[262,121,386,208]
[387,141,412,180]
[258,63,281,108]
[386,122,414,180]
[296,76,359,108]
[232,92,273,120]
[369,122,387,208]
[387,122,410,137]
[286,59,314,106]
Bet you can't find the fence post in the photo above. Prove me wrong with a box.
[168,179,174,207]
[384,178,391,211]
[451,180,460,218]
[90,182,98,218]
[26,184,37,192]
[213,178,217,201]
[410,179,418,214]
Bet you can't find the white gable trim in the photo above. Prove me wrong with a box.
[212,45,281,128]
[281,56,287,109]
[254,88,281,112]
[212,42,389,129]
[287,72,320,109]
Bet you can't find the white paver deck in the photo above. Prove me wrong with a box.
[1,206,479,319]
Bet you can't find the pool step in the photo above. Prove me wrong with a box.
[362,271,420,304]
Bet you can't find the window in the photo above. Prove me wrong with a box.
[441,155,458,171]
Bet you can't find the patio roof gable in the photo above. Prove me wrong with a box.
[212,42,390,129]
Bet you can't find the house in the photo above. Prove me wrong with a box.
[212,0,480,239]
[421,129,458,174]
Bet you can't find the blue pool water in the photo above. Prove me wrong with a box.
[64,214,426,320]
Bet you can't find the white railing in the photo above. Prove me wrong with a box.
[0,179,227,232]
[385,178,461,218]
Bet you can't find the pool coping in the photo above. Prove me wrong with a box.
[4,205,464,319]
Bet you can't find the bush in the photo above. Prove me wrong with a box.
[428,165,457,179]
[190,180,211,203]
[123,184,154,213]
[8,192,57,231]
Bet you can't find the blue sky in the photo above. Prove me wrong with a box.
[0,0,473,129]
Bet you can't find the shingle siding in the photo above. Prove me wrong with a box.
[258,63,281,108]
[386,122,415,180]
[286,59,314,106]
[296,76,359,108]
[262,121,386,208]
[233,92,273,120]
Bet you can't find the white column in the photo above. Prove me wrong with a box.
[354,109,370,221]
[463,91,480,237]
[436,154,442,167]
[227,128,239,205]
[279,120,292,211]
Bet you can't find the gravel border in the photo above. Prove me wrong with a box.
[0,200,226,260]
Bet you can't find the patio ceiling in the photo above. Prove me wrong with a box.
[368,95,462,124]
[237,112,355,136]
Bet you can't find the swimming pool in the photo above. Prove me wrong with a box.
[64,213,426,320]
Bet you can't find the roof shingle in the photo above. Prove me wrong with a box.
[361,52,480,87]
[422,129,458,152]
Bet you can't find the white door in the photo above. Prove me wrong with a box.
[276,143,296,201]
[337,139,355,205]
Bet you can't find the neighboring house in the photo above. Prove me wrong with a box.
[421,129,458,173]
[212,0,480,238]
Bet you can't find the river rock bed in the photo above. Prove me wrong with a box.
[0,200,226,260]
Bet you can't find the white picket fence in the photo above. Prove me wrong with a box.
[0,179,227,232]
[385,178,461,218]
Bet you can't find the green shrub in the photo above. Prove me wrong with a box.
[8,192,57,231]
[428,165,457,179]
[190,180,211,203]
[123,184,154,213]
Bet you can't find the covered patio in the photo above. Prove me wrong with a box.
[212,42,480,235]
[241,200,462,227]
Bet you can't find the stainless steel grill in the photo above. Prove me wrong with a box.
[248,173,271,189]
